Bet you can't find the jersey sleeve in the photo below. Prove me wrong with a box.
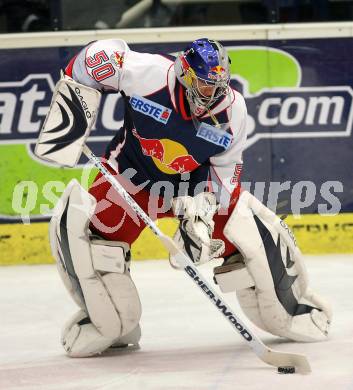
[68,39,129,92]
[209,92,248,208]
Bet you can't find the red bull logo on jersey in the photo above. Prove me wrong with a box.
[132,129,200,174]
[167,155,199,173]
[132,129,164,161]
[130,94,172,125]
[111,51,124,69]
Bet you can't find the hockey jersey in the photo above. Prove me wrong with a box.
[66,39,248,206]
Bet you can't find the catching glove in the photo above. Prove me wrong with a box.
[170,192,225,267]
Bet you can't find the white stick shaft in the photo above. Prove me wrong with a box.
[82,145,311,374]
[83,146,162,236]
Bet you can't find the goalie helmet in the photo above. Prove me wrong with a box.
[174,38,231,117]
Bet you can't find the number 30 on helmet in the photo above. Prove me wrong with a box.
[174,38,231,116]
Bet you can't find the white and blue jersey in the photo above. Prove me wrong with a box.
[66,39,248,206]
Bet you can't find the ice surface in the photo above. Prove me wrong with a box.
[0,256,352,390]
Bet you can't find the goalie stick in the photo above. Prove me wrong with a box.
[82,145,311,374]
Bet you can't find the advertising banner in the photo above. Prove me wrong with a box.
[1,37,353,264]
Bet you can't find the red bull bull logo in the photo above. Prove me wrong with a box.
[208,65,225,81]
[111,51,124,68]
[132,129,165,162]
[167,155,199,173]
[211,65,225,74]
[132,129,200,174]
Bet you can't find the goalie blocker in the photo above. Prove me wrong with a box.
[35,74,101,167]
[214,191,332,342]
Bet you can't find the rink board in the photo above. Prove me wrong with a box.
[1,24,353,264]
[1,213,353,265]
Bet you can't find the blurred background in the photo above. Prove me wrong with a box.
[1,0,353,33]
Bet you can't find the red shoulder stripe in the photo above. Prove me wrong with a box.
[178,84,192,120]
[65,55,77,77]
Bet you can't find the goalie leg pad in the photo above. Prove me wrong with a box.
[222,190,332,342]
[62,310,141,357]
[50,179,142,343]
[214,253,268,330]
[50,180,88,310]
[62,310,115,357]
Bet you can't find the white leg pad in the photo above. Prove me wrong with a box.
[223,190,332,342]
[236,288,267,331]
[50,183,86,309]
[62,310,141,357]
[50,179,142,345]
[62,310,115,357]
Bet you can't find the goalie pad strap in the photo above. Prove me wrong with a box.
[214,253,255,293]
[91,239,129,274]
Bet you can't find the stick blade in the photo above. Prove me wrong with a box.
[261,349,311,374]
